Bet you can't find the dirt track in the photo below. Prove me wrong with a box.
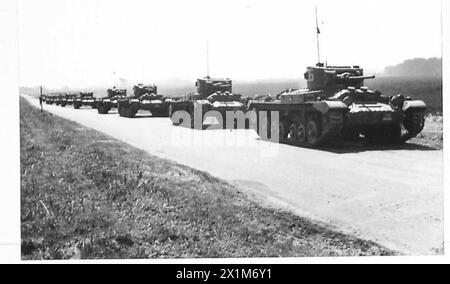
[24,95,443,255]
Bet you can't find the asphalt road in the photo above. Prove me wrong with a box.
[25,96,443,255]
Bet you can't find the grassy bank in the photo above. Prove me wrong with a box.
[409,114,443,149]
[20,97,394,259]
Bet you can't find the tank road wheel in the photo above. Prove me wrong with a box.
[306,120,321,146]
[297,123,306,143]
[74,102,81,109]
[288,123,298,142]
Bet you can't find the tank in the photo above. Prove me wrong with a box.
[168,76,245,129]
[55,93,64,106]
[117,84,169,118]
[247,63,426,147]
[305,64,426,143]
[74,92,97,109]
[65,93,77,106]
[97,87,127,114]
[59,93,69,107]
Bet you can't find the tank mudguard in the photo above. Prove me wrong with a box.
[312,101,348,114]
[402,100,427,112]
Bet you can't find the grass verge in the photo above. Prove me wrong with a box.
[409,114,443,149]
[20,97,395,259]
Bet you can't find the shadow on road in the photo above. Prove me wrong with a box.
[317,140,439,154]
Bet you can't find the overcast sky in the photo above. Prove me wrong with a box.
[18,0,442,88]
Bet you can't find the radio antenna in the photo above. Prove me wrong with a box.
[315,5,321,64]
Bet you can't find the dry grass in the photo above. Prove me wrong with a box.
[409,114,443,149]
[20,97,395,259]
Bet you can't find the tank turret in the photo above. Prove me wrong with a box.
[133,84,158,98]
[80,91,94,98]
[107,87,127,98]
[304,64,375,96]
[195,77,232,99]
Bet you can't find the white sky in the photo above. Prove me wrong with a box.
[17,0,442,88]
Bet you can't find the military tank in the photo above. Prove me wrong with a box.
[55,93,64,106]
[307,64,426,143]
[247,63,426,146]
[59,94,69,107]
[168,76,245,129]
[65,93,77,106]
[97,87,127,114]
[74,92,97,109]
[118,84,169,118]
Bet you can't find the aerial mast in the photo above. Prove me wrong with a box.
[315,5,321,64]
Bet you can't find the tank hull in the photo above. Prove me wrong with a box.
[247,100,347,147]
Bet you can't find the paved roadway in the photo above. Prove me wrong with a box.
[25,95,443,255]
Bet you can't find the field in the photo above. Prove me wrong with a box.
[409,113,443,149]
[20,97,395,259]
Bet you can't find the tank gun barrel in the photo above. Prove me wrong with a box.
[349,75,375,80]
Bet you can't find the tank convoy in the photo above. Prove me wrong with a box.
[247,63,426,146]
[97,87,127,114]
[37,68,426,147]
[118,84,169,118]
[168,77,245,129]
[73,92,96,109]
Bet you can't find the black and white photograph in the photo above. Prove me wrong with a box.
[0,0,449,266]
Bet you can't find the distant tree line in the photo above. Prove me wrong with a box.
[384,57,441,77]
